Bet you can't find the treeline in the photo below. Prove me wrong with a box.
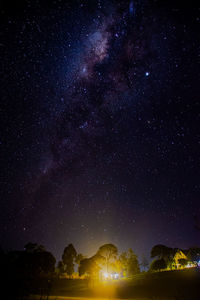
[0,243,56,278]
[57,243,140,278]
[1,242,199,280]
[0,243,56,299]
[150,244,200,271]
[0,242,140,280]
[0,242,199,299]
[0,242,140,299]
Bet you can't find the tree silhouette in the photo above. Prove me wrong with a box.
[117,252,128,276]
[150,258,167,271]
[126,248,140,276]
[78,254,103,278]
[75,253,85,266]
[97,243,118,273]
[62,243,77,277]
[151,244,173,260]
[57,260,65,277]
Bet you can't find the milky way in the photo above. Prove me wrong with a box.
[48,4,154,174]
[1,0,199,260]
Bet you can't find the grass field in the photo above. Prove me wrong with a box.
[33,268,199,300]
[3,268,199,300]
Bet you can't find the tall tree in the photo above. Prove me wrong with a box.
[126,248,140,276]
[57,260,65,277]
[119,252,128,276]
[151,244,173,260]
[34,251,56,274]
[97,243,118,273]
[150,258,167,271]
[75,253,85,266]
[78,254,102,278]
[62,243,77,277]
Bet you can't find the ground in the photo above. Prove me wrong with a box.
[28,268,199,300]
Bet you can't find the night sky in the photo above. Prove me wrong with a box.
[1,0,199,261]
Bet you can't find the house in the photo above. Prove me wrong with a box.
[173,250,196,269]
[173,250,187,269]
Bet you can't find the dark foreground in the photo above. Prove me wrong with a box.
[2,268,199,300]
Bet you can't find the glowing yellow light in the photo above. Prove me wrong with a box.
[103,272,109,279]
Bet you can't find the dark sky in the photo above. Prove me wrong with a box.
[0,0,199,261]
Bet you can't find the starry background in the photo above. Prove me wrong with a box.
[0,0,199,261]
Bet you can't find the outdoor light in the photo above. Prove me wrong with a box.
[103,272,109,279]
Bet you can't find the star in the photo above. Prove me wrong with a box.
[1,0,198,263]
